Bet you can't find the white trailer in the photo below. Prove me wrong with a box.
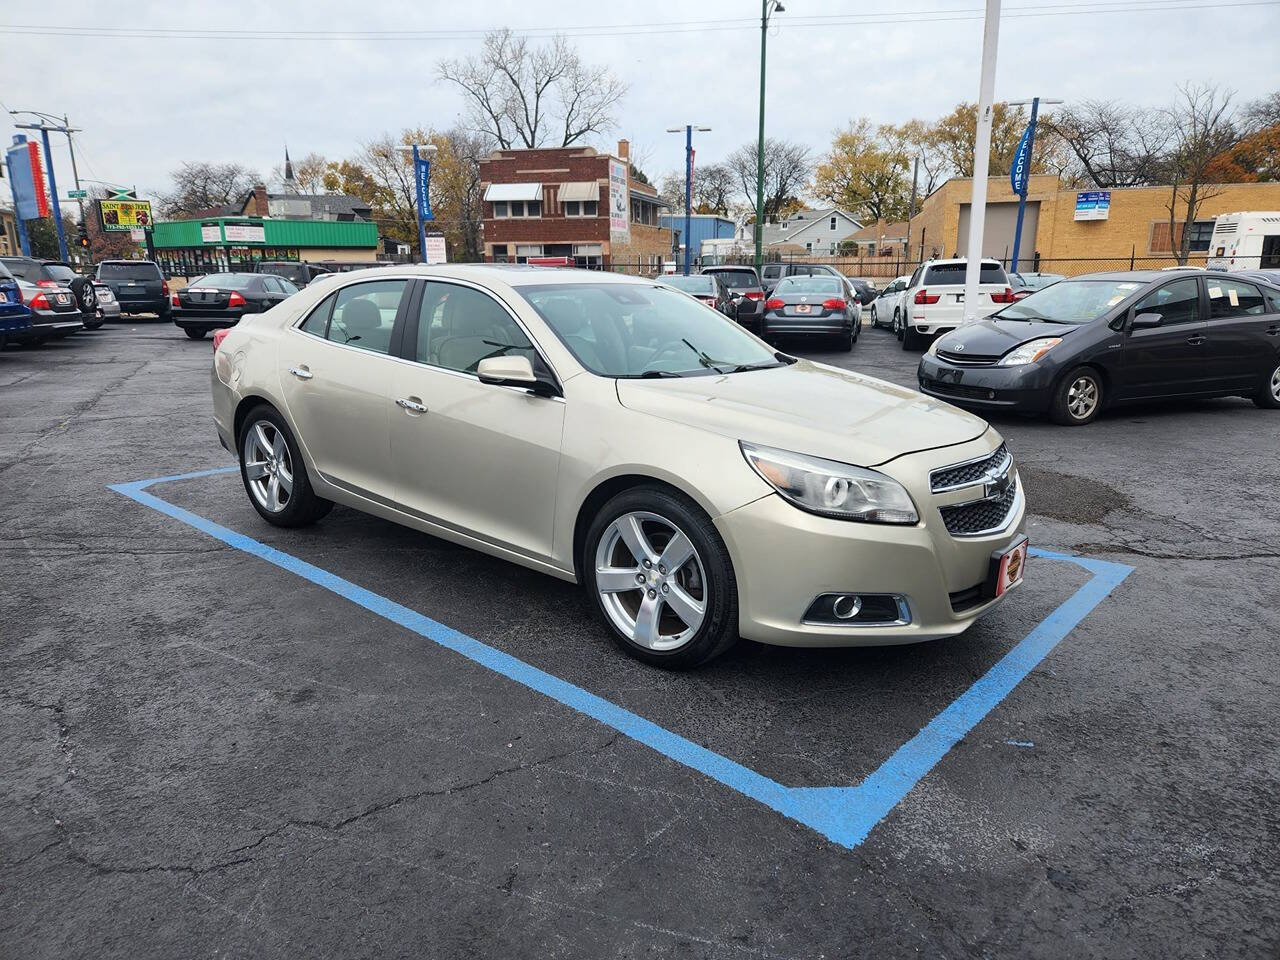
[1205,212,1280,271]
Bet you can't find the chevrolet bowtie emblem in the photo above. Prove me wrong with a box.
[984,464,1013,499]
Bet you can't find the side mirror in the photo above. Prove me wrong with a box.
[1131,312,1163,329]
[476,354,558,397]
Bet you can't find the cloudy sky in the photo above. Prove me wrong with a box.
[4,0,1278,207]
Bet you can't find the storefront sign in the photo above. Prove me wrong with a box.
[99,199,152,232]
[609,159,630,241]
[424,233,447,265]
[1074,191,1111,221]
[129,227,145,242]
[200,224,222,244]
[223,223,266,243]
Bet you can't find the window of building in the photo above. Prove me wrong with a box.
[564,200,598,218]
[514,244,544,264]
[494,200,542,219]
[493,201,508,218]
[805,242,812,253]
[830,216,837,230]
[491,244,509,263]
[1149,219,1216,254]
[1188,220,1215,252]
[572,244,603,268]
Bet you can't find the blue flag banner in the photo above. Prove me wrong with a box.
[415,157,432,221]
[1010,121,1034,196]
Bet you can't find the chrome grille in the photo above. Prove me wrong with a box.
[930,444,1009,493]
[936,349,1001,366]
[940,483,1018,536]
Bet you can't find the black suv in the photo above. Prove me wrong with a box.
[95,260,170,318]
[254,261,331,287]
[701,265,766,329]
[0,257,103,328]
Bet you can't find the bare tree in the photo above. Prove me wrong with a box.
[1241,90,1280,133]
[727,139,813,223]
[158,161,260,218]
[438,30,624,149]
[658,161,737,216]
[1040,99,1170,187]
[1162,83,1240,264]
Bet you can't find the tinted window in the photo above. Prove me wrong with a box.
[774,277,842,296]
[261,263,306,284]
[194,273,256,290]
[520,282,780,378]
[280,278,300,295]
[1133,278,1201,326]
[299,293,334,336]
[0,261,13,281]
[705,269,759,289]
[1,259,41,282]
[924,262,1008,285]
[415,283,535,374]
[664,275,716,295]
[98,262,161,280]
[762,265,783,280]
[262,277,283,294]
[1207,278,1266,318]
[327,280,406,355]
[43,264,78,283]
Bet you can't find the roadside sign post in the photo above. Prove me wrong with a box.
[410,143,437,265]
[667,124,712,276]
[1009,97,1038,275]
[962,0,1001,324]
[38,127,69,262]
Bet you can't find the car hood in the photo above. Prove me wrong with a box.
[615,359,989,467]
[941,317,1082,355]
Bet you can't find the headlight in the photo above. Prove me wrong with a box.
[926,337,941,356]
[998,337,1062,366]
[740,442,919,524]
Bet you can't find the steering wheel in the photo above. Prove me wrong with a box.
[640,339,695,373]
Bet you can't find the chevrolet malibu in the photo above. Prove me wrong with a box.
[212,266,1028,667]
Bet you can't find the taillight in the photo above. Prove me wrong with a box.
[743,290,764,301]
[161,280,170,297]
[212,328,231,351]
[227,291,247,308]
[29,292,50,310]
[38,279,59,288]
[822,298,847,310]
[764,298,785,311]
[990,287,1016,303]
[914,289,940,305]
[698,296,716,304]
[171,292,180,307]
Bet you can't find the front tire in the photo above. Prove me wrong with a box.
[1253,360,1280,409]
[184,327,206,340]
[237,405,333,527]
[1050,366,1104,425]
[584,486,739,669]
[870,305,879,328]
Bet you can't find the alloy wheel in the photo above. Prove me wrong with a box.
[594,511,707,651]
[1067,375,1100,420]
[1271,364,1280,402]
[242,420,294,513]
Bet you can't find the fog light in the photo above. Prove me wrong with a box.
[832,595,863,619]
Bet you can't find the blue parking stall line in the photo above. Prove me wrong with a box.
[111,467,1133,851]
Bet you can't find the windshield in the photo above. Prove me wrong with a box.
[99,262,160,280]
[664,275,716,295]
[518,282,783,378]
[261,263,305,283]
[192,273,255,290]
[924,262,1007,285]
[1,259,42,282]
[705,269,759,290]
[775,276,842,296]
[996,278,1146,324]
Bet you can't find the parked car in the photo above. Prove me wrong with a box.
[95,260,170,318]
[701,265,766,330]
[0,260,33,350]
[91,281,121,324]
[0,256,102,328]
[761,275,860,350]
[254,261,331,287]
[318,261,384,274]
[1236,269,1280,288]
[1009,272,1065,300]
[870,275,912,329]
[171,272,300,339]
[11,279,83,343]
[212,265,1027,668]
[917,271,1280,425]
[659,272,735,316]
[897,258,1016,350]
[760,262,852,296]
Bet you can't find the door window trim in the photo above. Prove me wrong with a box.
[290,275,417,357]
[1127,277,1205,330]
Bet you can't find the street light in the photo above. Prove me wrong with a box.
[396,143,438,263]
[666,124,712,276]
[1004,97,1063,273]
[754,0,784,274]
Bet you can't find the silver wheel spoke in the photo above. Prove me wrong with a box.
[632,594,662,648]
[618,514,656,565]
[658,532,694,573]
[253,423,273,457]
[597,566,641,593]
[664,583,705,630]
[245,460,268,481]
[267,475,281,510]
[271,431,286,460]
[277,470,293,497]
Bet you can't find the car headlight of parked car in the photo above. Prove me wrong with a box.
[740,441,919,524]
[926,337,941,356]
[998,337,1062,366]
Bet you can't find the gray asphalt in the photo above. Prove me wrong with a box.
[2,316,1278,959]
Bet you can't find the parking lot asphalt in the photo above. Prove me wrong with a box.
[2,318,1278,959]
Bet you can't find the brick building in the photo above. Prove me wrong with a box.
[479,139,672,272]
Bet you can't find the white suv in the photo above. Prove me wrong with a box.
[897,259,1015,350]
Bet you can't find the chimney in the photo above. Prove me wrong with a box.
[616,139,630,162]
[252,184,269,217]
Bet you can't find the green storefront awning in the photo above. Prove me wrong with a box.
[152,216,379,249]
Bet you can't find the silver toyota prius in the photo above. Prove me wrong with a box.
[211,265,1027,668]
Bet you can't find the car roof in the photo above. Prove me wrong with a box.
[294,262,670,289]
[925,258,1001,267]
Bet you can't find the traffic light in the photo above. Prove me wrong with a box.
[77,227,89,250]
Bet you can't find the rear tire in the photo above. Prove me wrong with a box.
[184,327,206,340]
[901,324,922,350]
[237,404,334,527]
[83,318,103,331]
[835,328,854,351]
[1050,366,1104,425]
[870,305,879,328]
[894,309,904,340]
[1254,360,1280,409]
[583,485,739,669]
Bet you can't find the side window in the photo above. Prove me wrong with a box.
[414,283,536,375]
[262,277,283,294]
[327,280,407,355]
[1207,278,1266,319]
[280,279,300,296]
[299,292,335,336]
[1266,287,1280,313]
[1133,278,1201,326]
[908,266,923,288]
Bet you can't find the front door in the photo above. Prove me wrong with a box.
[1117,277,1209,399]
[389,280,565,562]
[278,278,411,503]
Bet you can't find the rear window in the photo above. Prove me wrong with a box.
[924,262,1008,285]
[1,259,41,282]
[260,262,306,283]
[705,269,759,289]
[0,261,13,281]
[775,276,842,295]
[664,275,716,295]
[99,262,161,281]
[191,273,256,290]
[43,264,79,283]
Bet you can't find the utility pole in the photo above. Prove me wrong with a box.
[667,124,711,275]
[906,156,920,263]
[1006,97,1062,273]
[754,0,785,273]
[961,0,1001,325]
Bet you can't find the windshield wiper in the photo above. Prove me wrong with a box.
[725,360,785,373]
[680,338,733,373]
[634,369,682,378]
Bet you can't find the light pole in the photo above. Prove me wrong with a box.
[667,124,711,275]
[754,0,784,274]
[1005,97,1062,273]
[961,0,1001,325]
[397,143,438,263]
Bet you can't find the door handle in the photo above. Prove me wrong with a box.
[396,397,428,414]
[1267,325,1280,337]
[1185,335,1206,346]
[289,366,314,380]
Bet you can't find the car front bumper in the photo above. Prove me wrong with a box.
[917,355,1056,413]
[714,436,1026,647]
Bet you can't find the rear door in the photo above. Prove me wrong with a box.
[1117,277,1210,399]
[1204,276,1279,390]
